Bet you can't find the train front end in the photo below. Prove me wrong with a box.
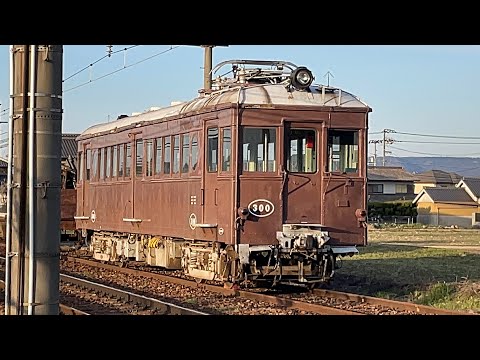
[226,61,371,287]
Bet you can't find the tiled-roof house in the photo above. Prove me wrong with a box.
[367,166,418,202]
[61,133,79,189]
[413,178,480,227]
[413,169,463,194]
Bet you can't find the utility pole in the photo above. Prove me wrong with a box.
[369,139,382,166]
[201,45,228,92]
[202,45,214,92]
[382,129,395,166]
[7,45,63,315]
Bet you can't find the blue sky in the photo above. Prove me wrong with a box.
[1,45,479,158]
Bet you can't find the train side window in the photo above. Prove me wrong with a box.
[207,127,218,172]
[118,144,124,178]
[191,133,199,172]
[86,149,91,180]
[164,136,171,175]
[287,129,316,173]
[182,134,189,174]
[100,148,105,180]
[222,128,231,172]
[173,135,180,174]
[78,151,83,182]
[106,146,111,179]
[242,128,276,172]
[327,130,359,173]
[125,143,132,178]
[112,145,118,178]
[145,139,153,177]
[155,137,162,175]
[135,139,143,177]
[92,149,98,180]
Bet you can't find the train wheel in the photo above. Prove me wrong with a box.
[195,277,205,285]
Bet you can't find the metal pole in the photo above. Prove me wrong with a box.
[4,45,15,315]
[31,45,63,314]
[27,45,36,315]
[203,46,213,91]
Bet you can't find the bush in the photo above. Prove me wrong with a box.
[368,201,417,217]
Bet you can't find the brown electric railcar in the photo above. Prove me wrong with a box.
[74,60,371,287]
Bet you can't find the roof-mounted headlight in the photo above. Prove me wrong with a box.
[290,66,314,90]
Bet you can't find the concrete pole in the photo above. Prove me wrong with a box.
[203,46,213,91]
[28,45,63,314]
[10,45,29,315]
[8,45,63,315]
[382,129,386,167]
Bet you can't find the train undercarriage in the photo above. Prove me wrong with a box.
[84,224,358,288]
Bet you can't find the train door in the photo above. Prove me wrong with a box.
[203,124,219,229]
[283,122,324,224]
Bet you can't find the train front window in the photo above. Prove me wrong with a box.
[207,128,218,172]
[125,143,132,178]
[242,128,276,172]
[136,139,143,177]
[86,149,91,180]
[327,130,359,173]
[287,129,316,173]
[222,128,231,172]
[78,151,83,181]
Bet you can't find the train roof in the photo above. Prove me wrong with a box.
[79,60,371,140]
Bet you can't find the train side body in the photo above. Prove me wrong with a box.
[75,74,371,286]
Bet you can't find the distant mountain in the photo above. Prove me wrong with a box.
[375,157,480,177]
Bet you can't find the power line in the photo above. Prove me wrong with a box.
[390,130,480,140]
[63,45,141,83]
[369,139,480,145]
[63,45,181,93]
[389,145,480,157]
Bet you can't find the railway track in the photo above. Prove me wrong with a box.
[0,279,88,315]
[1,254,475,315]
[62,255,472,315]
[0,271,206,315]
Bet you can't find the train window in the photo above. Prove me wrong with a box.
[100,148,105,180]
[327,130,359,173]
[155,137,162,175]
[287,129,316,173]
[182,134,189,174]
[78,151,83,181]
[207,128,218,172]
[173,135,180,174]
[146,140,153,177]
[92,149,98,180]
[222,128,231,172]
[118,144,124,178]
[135,139,143,177]
[191,133,199,171]
[86,149,91,180]
[106,146,111,179]
[126,143,132,178]
[164,136,171,175]
[242,128,276,172]
[113,145,118,178]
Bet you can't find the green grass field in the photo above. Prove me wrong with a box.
[332,227,480,314]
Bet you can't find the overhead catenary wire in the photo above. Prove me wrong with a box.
[63,46,181,93]
[62,45,141,83]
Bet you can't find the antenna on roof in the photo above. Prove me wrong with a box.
[324,70,334,86]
